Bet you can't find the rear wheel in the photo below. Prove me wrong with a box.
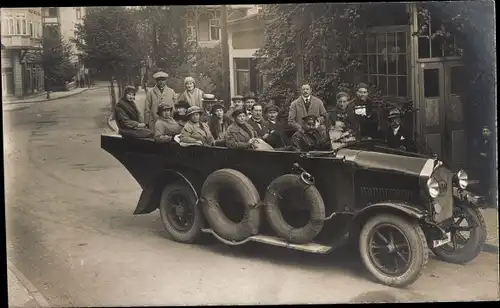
[159,182,203,243]
[430,201,487,264]
[359,214,428,288]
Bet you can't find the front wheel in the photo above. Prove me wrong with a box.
[359,214,429,288]
[430,201,487,264]
[159,182,203,244]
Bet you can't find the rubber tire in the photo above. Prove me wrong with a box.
[159,182,203,244]
[264,174,326,244]
[201,169,261,241]
[431,201,487,264]
[359,214,429,288]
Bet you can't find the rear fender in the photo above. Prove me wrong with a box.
[349,202,427,239]
[133,169,200,215]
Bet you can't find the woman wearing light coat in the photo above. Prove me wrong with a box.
[177,76,205,108]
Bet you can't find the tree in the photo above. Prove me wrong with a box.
[41,26,78,98]
[73,6,144,111]
[255,4,365,122]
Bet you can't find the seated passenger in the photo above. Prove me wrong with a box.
[264,103,291,148]
[330,120,357,150]
[200,94,218,123]
[173,100,190,127]
[226,108,273,150]
[291,115,331,152]
[154,103,182,143]
[114,85,153,139]
[247,103,271,141]
[385,108,416,152]
[208,103,232,146]
[180,106,215,146]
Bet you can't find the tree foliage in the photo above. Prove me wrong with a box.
[42,26,78,90]
[255,3,367,118]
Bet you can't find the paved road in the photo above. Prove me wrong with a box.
[4,87,499,306]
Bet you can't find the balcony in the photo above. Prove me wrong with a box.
[1,36,41,50]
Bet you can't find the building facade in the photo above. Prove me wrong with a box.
[42,7,86,88]
[1,8,44,99]
[227,12,265,98]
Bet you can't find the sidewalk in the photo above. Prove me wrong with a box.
[481,207,499,252]
[3,87,89,112]
[7,261,50,308]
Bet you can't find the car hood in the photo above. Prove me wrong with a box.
[336,148,435,178]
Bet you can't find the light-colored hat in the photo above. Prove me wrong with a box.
[153,71,168,79]
[202,93,217,101]
[388,108,402,119]
[186,106,203,117]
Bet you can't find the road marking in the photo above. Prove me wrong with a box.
[7,260,51,308]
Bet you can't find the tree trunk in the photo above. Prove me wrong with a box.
[109,78,117,119]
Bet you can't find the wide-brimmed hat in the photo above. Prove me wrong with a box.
[175,100,190,109]
[264,103,279,113]
[231,95,244,101]
[153,71,168,79]
[211,103,226,114]
[186,106,204,117]
[202,93,218,102]
[388,108,402,119]
[231,108,247,119]
[243,91,257,101]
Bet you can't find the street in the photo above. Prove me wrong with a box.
[4,86,499,306]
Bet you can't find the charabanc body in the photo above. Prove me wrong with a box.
[101,132,487,288]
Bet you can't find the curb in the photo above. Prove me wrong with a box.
[7,260,51,308]
[4,88,90,105]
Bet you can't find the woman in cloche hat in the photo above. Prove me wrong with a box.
[179,106,215,146]
[208,103,232,146]
[154,103,182,143]
[114,85,153,139]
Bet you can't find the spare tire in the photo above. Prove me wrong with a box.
[264,174,325,244]
[200,169,261,241]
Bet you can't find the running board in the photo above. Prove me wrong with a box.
[201,228,333,254]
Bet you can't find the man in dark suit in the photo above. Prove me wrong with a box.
[291,115,331,152]
[384,108,415,152]
[264,103,290,148]
[347,83,380,139]
[247,103,271,140]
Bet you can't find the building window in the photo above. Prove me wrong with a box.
[75,8,82,20]
[29,21,33,37]
[48,7,58,18]
[209,18,220,41]
[354,30,410,98]
[234,58,250,95]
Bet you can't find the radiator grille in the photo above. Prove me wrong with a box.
[359,186,416,205]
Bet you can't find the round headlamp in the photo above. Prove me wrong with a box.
[456,169,468,189]
[427,177,440,198]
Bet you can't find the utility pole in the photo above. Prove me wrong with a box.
[221,5,230,107]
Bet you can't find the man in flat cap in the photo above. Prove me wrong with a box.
[288,84,327,132]
[347,83,379,139]
[384,108,415,152]
[243,91,257,119]
[291,115,331,152]
[144,71,177,129]
[264,103,290,148]
[226,95,244,118]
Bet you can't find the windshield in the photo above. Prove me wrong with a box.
[336,138,430,158]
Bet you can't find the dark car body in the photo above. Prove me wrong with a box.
[101,133,461,247]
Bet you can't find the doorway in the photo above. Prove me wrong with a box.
[419,61,466,171]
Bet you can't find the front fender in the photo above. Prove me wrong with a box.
[133,169,199,215]
[354,201,427,221]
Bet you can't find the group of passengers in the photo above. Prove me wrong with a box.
[114,71,415,153]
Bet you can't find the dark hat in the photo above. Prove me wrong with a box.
[336,91,349,100]
[231,95,244,101]
[356,83,369,91]
[243,91,257,100]
[302,115,318,123]
[388,108,402,119]
[264,103,279,113]
[175,100,190,109]
[124,85,136,94]
[202,93,218,102]
[186,106,203,117]
[211,103,226,114]
[231,108,247,119]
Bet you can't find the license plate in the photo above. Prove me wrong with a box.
[433,232,451,248]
